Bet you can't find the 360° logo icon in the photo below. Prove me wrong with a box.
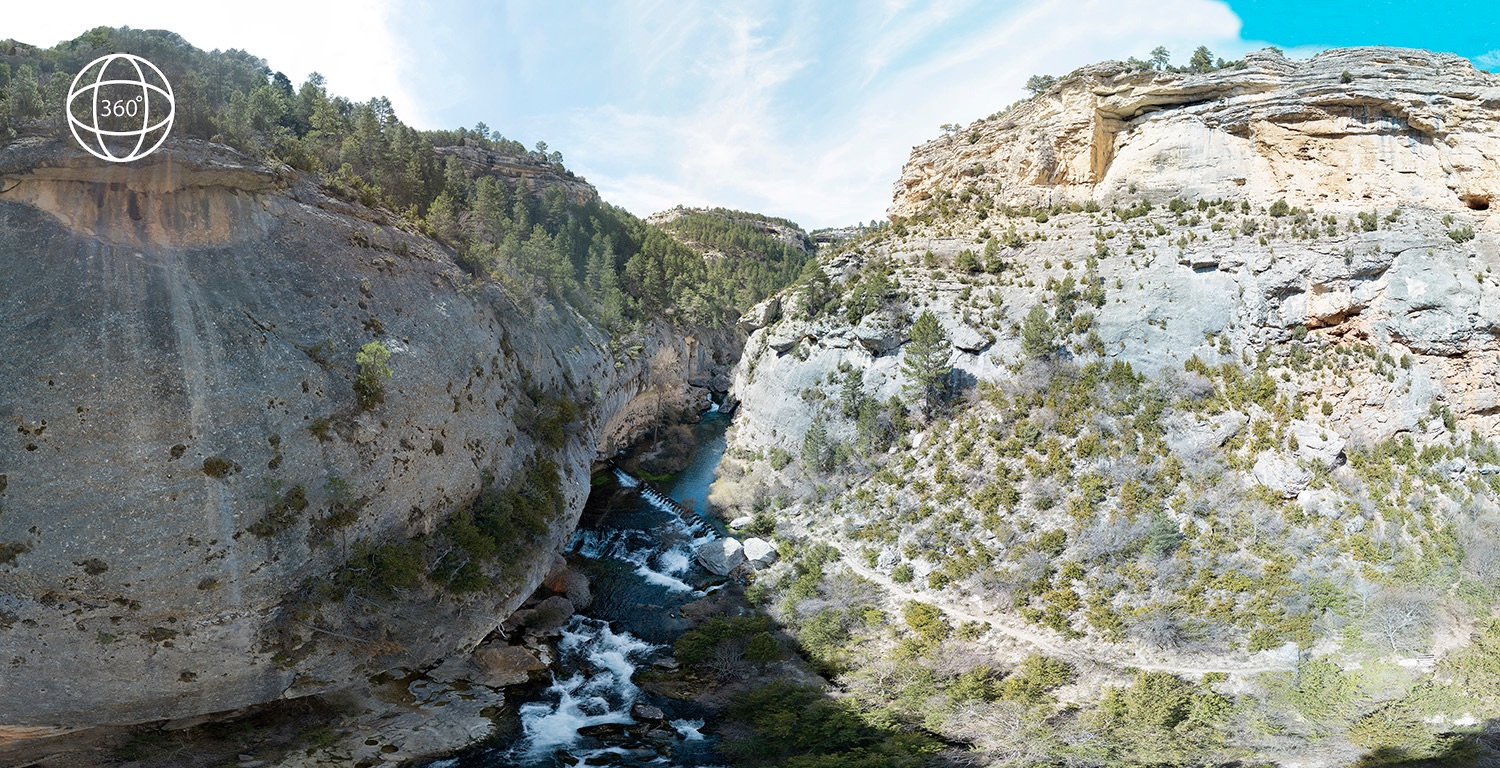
[66,53,175,163]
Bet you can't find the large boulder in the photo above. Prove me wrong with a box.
[742,538,779,569]
[1252,452,1313,498]
[543,556,593,609]
[516,596,576,635]
[948,322,994,354]
[469,644,548,688]
[1165,412,1248,459]
[695,538,746,576]
[766,320,812,354]
[739,297,781,330]
[1288,421,1346,470]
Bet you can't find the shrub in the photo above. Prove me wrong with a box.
[1144,514,1182,558]
[725,683,938,766]
[999,654,1076,705]
[202,455,239,478]
[247,484,309,537]
[1111,671,1195,730]
[1449,226,1475,243]
[675,614,774,665]
[1347,702,1439,756]
[354,341,392,410]
[744,631,782,663]
[902,601,950,643]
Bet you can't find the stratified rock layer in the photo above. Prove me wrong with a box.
[891,47,1500,219]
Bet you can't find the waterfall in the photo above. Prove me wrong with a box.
[612,467,641,488]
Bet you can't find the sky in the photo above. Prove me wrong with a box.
[6,1,1499,229]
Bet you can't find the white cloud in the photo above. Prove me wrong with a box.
[2,1,434,126]
[558,0,1252,228]
[1476,49,1500,70]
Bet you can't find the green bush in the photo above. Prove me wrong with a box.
[674,614,773,665]
[744,631,783,663]
[724,683,938,767]
[354,341,392,410]
[902,601,949,643]
[999,654,1075,705]
[247,484,309,538]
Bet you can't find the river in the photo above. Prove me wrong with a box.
[421,406,733,767]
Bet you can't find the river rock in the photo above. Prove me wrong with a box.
[517,596,575,635]
[742,537,778,569]
[728,514,755,529]
[470,644,547,688]
[630,703,666,721]
[696,538,747,575]
[544,557,593,609]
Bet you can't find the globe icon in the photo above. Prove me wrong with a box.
[66,53,175,163]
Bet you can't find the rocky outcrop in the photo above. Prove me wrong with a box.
[694,538,746,576]
[741,538,778,569]
[0,139,717,728]
[435,140,598,205]
[891,47,1500,219]
[647,205,814,258]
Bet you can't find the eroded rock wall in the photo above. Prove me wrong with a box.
[891,47,1500,219]
[0,139,718,727]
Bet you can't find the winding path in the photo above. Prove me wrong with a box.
[819,530,1298,678]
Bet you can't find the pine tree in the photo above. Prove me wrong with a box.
[840,368,866,419]
[801,417,833,471]
[1021,304,1057,359]
[983,237,1003,273]
[902,310,952,416]
[1189,46,1215,74]
[1150,46,1171,70]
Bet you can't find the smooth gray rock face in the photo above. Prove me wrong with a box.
[695,538,746,576]
[1384,249,1483,355]
[0,140,726,728]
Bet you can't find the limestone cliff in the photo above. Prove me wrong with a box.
[710,48,1500,766]
[728,48,1499,462]
[891,47,1499,219]
[0,138,714,727]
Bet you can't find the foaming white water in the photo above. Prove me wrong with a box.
[657,548,690,575]
[612,467,641,488]
[671,719,706,741]
[514,617,657,757]
[634,558,695,593]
